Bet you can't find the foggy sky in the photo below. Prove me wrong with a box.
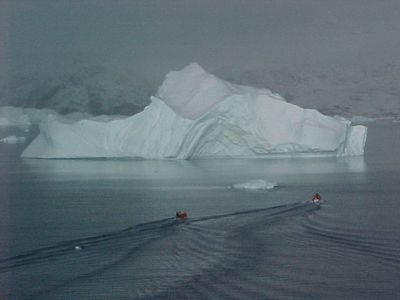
[2,0,400,88]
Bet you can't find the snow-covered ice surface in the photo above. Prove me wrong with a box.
[21,63,367,159]
[0,121,399,299]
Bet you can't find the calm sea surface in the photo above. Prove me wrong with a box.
[0,122,399,299]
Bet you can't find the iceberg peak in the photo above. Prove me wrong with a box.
[156,62,278,120]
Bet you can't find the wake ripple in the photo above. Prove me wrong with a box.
[302,219,400,267]
[3,200,399,299]
[0,202,319,299]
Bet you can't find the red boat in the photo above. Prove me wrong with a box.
[176,211,188,219]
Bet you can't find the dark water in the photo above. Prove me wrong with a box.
[0,122,399,299]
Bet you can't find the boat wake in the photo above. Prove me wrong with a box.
[2,200,399,299]
[0,202,318,299]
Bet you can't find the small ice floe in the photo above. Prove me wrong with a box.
[231,179,277,191]
[74,246,82,251]
[0,136,26,144]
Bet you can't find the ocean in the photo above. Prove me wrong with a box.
[0,121,399,299]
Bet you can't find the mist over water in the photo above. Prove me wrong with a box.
[1,1,400,117]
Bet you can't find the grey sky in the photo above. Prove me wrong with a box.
[5,1,400,68]
[1,0,400,90]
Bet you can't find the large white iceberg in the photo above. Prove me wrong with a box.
[22,63,367,159]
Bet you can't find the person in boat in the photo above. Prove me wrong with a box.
[312,193,321,202]
[176,211,187,219]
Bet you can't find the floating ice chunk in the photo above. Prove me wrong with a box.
[232,179,277,191]
[0,136,26,144]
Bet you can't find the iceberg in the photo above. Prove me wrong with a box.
[21,63,367,159]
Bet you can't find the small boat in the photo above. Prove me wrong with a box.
[312,193,321,204]
[176,211,188,219]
